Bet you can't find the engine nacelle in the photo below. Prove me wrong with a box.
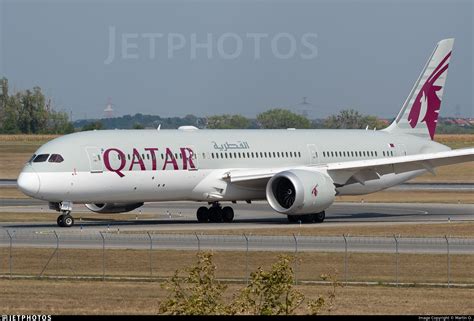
[266,170,335,215]
[85,202,144,214]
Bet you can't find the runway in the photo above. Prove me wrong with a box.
[1,199,473,254]
[0,199,473,232]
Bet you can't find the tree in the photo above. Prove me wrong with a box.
[159,252,340,315]
[257,109,311,129]
[81,121,104,131]
[159,252,228,315]
[2,92,21,133]
[0,77,75,134]
[0,77,8,127]
[324,109,364,129]
[132,123,145,129]
[231,255,305,315]
[206,114,251,129]
[324,109,387,129]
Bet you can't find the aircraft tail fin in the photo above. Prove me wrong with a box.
[384,38,454,140]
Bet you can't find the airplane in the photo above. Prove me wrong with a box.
[17,38,474,227]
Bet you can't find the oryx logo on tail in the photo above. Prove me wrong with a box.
[407,51,451,139]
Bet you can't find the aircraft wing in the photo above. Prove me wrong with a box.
[225,148,474,186]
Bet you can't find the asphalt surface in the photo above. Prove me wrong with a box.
[1,193,473,254]
[1,199,473,227]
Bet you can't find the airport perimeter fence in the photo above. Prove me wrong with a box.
[0,230,473,287]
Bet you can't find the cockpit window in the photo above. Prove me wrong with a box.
[33,154,49,163]
[48,154,64,163]
[28,154,37,163]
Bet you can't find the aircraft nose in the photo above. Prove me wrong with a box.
[17,170,40,196]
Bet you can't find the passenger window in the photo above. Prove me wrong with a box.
[48,154,64,163]
[33,154,49,163]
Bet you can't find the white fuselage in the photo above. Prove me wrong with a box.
[18,128,449,204]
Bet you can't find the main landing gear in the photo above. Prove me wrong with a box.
[196,202,234,223]
[287,211,325,224]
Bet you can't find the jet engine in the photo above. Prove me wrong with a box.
[266,170,335,214]
[85,202,144,213]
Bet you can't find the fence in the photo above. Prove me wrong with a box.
[0,230,473,286]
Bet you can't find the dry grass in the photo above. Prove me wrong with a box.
[0,188,30,199]
[0,135,60,143]
[336,190,474,203]
[435,134,474,148]
[413,162,474,183]
[0,266,473,314]
[150,222,474,238]
[0,248,472,285]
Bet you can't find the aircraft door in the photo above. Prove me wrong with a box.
[85,147,103,173]
[307,144,320,165]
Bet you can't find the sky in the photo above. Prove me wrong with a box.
[0,0,472,120]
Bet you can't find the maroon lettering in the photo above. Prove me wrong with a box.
[103,148,126,177]
[180,147,196,170]
[129,148,146,171]
[162,147,178,170]
[145,147,159,170]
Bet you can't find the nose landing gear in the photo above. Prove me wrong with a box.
[57,211,75,227]
[53,201,75,227]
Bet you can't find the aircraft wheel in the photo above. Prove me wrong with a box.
[208,206,222,223]
[313,211,325,223]
[62,214,74,228]
[197,207,209,223]
[302,215,314,224]
[222,206,234,223]
[57,215,64,227]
